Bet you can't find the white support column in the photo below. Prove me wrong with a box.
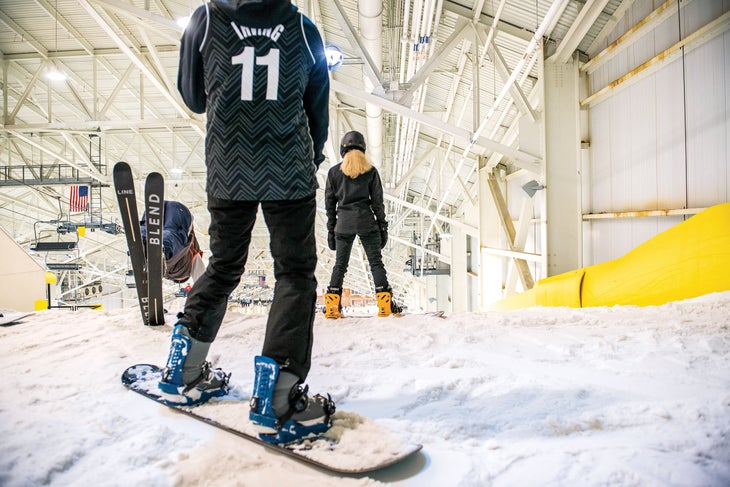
[423,275,452,312]
[412,279,426,312]
[542,54,582,275]
[450,225,468,312]
[478,160,504,308]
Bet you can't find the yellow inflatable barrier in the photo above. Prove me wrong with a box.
[491,202,730,310]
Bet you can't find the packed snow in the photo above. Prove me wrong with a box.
[1,291,729,486]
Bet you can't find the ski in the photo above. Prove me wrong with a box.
[144,173,165,326]
[113,162,150,325]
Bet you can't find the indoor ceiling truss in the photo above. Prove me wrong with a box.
[1,0,623,303]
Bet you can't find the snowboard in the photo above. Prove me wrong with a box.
[121,364,422,474]
[0,311,34,326]
[144,173,165,326]
[324,310,446,319]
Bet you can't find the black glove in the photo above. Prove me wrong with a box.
[378,222,388,249]
[328,231,336,251]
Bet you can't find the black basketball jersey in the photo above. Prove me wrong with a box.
[193,2,325,201]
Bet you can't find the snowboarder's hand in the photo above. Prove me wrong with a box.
[328,231,336,251]
[378,221,388,249]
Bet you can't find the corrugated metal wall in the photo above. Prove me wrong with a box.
[584,0,729,263]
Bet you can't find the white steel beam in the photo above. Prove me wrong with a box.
[327,0,385,92]
[330,79,541,168]
[550,0,611,64]
[581,0,695,75]
[6,130,107,183]
[397,19,470,104]
[581,11,730,107]
[0,9,48,58]
[585,0,637,56]
[78,0,192,123]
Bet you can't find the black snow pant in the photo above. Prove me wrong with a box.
[328,230,388,290]
[180,194,318,380]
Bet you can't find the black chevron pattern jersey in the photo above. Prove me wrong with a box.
[183,2,327,201]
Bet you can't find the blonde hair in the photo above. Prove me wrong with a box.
[341,150,372,178]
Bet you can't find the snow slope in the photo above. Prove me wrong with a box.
[1,292,729,486]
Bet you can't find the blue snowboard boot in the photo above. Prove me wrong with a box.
[158,324,230,406]
[249,356,335,444]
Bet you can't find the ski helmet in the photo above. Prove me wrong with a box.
[339,131,366,157]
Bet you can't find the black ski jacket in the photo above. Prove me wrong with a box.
[325,163,386,235]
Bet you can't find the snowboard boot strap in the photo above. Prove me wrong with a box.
[182,361,231,394]
[269,369,300,427]
[391,299,403,316]
[277,390,336,432]
[275,381,310,427]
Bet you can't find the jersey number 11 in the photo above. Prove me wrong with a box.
[232,47,280,101]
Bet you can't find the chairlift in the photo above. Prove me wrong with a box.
[30,219,81,272]
[125,268,136,288]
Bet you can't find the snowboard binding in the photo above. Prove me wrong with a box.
[249,356,335,444]
[158,324,230,406]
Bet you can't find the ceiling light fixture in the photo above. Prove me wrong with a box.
[177,0,192,31]
[46,68,67,81]
[46,0,67,82]
[176,16,190,30]
[325,45,343,71]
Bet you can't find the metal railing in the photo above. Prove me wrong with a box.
[0,164,97,186]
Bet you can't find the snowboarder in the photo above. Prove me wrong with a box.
[324,131,402,318]
[156,0,334,444]
[140,200,205,283]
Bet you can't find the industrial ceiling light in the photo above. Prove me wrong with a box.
[47,0,67,81]
[176,16,190,30]
[325,44,343,71]
[46,67,67,81]
[178,0,192,30]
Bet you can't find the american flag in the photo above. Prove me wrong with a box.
[70,185,89,212]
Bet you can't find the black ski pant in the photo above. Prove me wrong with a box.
[328,230,388,290]
[180,194,318,380]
